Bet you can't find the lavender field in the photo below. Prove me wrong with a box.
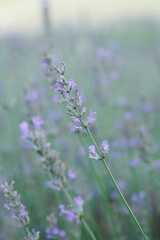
[0,2,160,240]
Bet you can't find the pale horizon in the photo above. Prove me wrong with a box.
[0,0,160,35]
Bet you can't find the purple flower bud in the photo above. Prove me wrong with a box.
[88,145,96,155]
[74,196,84,206]
[32,116,44,130]
[67,79,76,90]
[59,230,66,238]
[66,209,76,223]
[87,109,96,124]
[19,121,30,139]
[19,204,28,217]
[4,203,10,210]
[101,140,110,154]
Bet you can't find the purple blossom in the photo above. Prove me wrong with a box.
[74,196,84,206]
[68,169,76,180]
[70,123,79,131]
[88,145,96,155]
[19,204,28,217]
[101,140,110,154]
[139,191,146,200]
[4,203,10,210]
[51,54,58,64]
[19,121,30,139]
[59,205,76,223]
[66,209,76,223]
[67,79,76,90]
[129,157,139,168]
[32,116,44,129]
[131,194,138,203]
[10,211,16,219]
[59,205,66,216]
[87,109,96,124]
[59,230,66,238]
[54,82,62,93]
[26,91,38,102]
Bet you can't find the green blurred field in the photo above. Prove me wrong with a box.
[0,19,160,239]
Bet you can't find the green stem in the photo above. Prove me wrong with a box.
[63,188,97,240]
[79,133,119,239]
[81,218,97,240]
[86,127,148,240]
[102,159,147,240]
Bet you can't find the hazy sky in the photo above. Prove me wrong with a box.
[0,0,160,35]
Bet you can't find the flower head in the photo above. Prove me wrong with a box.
[19,121,30,139]
[32,116,44,130]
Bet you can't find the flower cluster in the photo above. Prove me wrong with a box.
[45,213,66,239]
[41,57,97,132]
[88,140,110,160]
[19,116,75,191]
[1,181,39,240]
[59,196,84,223]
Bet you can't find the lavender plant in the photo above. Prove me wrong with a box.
[1,181,40,240]
[19,116,97,240]
[41,54,148,240]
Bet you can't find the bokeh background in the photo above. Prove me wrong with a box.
[1,0,160,240]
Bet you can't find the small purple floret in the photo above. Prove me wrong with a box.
[19,121,30,139]
[32,116,44,129]
[87,109,96,124]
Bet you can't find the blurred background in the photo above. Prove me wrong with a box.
[0,0,160,35]
[1,1,160,240]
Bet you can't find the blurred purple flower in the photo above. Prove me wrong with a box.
[68,169,76,180]
[26,91,38,102]
[88,145,96,155]
[32,116,44,129]
[19,204,28,217]
[51,54,58,64]
[130,157,139,168]
[4,203,10,210]
[87,109,96,124]
[101,140,110,154]
[74,196,84,206]
[131,194,138,203]
[19,121,30,139]
[117,180,126,190]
